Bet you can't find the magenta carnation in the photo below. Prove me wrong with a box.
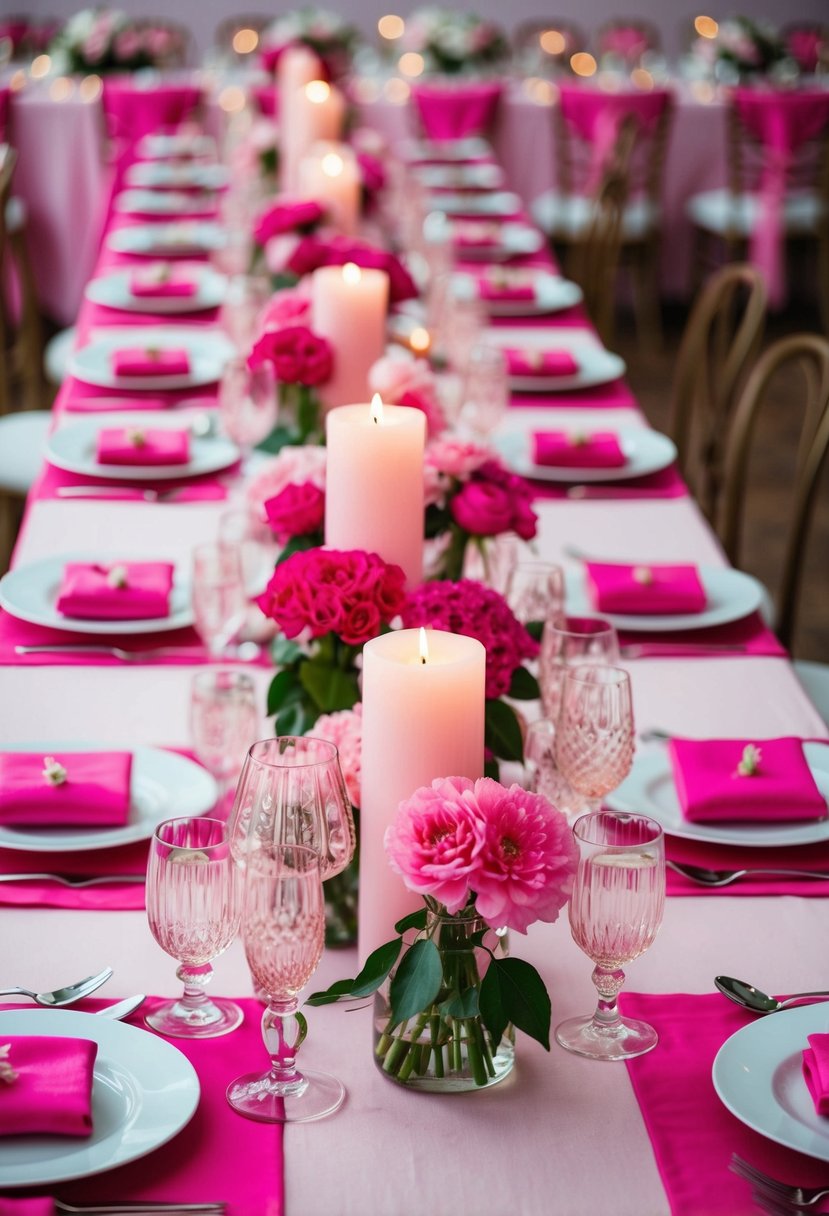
[263,481,325,542]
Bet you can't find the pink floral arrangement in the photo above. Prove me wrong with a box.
[51,8,186,72]
[386,776,577,933]
[312,703,362,807]
[286,236,418,304]
[248,324,333,387]
[253,199,327,248]
[245,445,326,522]
[264,482,326,544]
[368,356,446,438]
[255,288,312,335]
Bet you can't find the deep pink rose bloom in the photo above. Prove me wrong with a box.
[253,199,326,246]
[339,601,382,646]
[450,480,514,537]
[256,289,311,334]
[469,781,579,934]
[286,237,417,304]
[263,482,325,542]
[248,325,333,386]
[385,776,487,913]
[357,151,385,195]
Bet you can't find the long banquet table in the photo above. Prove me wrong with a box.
[1,97,829,1216]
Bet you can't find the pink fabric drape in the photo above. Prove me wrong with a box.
[102,78,203,146]
[557,84,672,193]
[411,80,503,141]
[733,88,829,309]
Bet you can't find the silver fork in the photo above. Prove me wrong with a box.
[0,873,145,887]
[56,486,188,503]
[54,1203,226,1214]
[731,1154,829,1208]
[15,644,198,662]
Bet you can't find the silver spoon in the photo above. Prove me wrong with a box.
[715,974,829,1015]
[667,861,829,887]
[95,994,146,1020]
[0,966,113,1007]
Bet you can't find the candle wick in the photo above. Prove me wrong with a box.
[421,655,426,664]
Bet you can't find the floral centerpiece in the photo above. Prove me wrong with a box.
[260,8,359,80]
[283,236,418,305]
[368,355,447,438]
[251,199,328,282]
[245,442,326,526]
[693,16,786,81]
[248,317,333,448]
[50,8,186,73]
[310,776,578,1090]
[423,438,538,582]
[402,8,509,76]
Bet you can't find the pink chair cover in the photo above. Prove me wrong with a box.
[557,84,672,193]
[787,30,825,74]
[102,78,203,148]
[411,80,503,142]
[733,88,829,309]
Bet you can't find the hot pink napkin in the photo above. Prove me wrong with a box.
[0,1036,97,1137]
[0,751,132,827]
[0,1200,55,1215]
[56,561,175,620]
[586,561,707,614]
[111,347,190,377]
[129,269,198,298]
[668,736,827,824]
[533,430,626,467]
[507,349,579,377]
[803,1034,829,1115]
[96,426,191,466]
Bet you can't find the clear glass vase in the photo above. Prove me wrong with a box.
[373,910,515,1092]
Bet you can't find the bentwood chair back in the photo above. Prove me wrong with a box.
[0,143,13,413]
[719,333,829,651]
[669,263,767,522]
[0,143,44,413]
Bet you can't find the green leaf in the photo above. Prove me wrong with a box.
[440,986,479,1019]
[508,666,541,701]
[484,699,524,763]
[350,938,402,998]
[388,939,442,1026]
[306,978,356,1006]
[299,659,360,714]
[266,669,302,717]
[274,701,311,737]
[255,423,300,455]
[483,757,500,781]
[394,907,428,935]
[480,958,551,1051]
[271,635,304,667]
[525,619,544,643]
[275,535,319,566]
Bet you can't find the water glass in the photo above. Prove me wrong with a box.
[554,664,635,812]
[555,811,665,1060]
[190,669,259,810]
[539,615,620,720]
[145,816,242,1038]
[220,273,272,353]
[507,560,566,626]
[218,355,278,459]
[192,541,249,660]
[458,342,509,437]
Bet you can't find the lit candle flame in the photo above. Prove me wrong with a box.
[305,80,331,104]
[409,326,431,355]
[322,152,344,177]
[371,393,384,424]
[419,628,428,664]
[343,261,361,285]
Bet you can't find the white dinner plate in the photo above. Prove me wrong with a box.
[0,1009,199,1187]
[403,135,493,162]
[606,742,829,847]
[429,190,523,217]
[412,161,504,189]
[713,1004,829,1163]
[106,222,227,257]
[454,269,583,316]
[70,328,234,391]
[85,267,227,315]
[495,426,677,482]
[0,743,217,852]
[46,411,239,482]
[487,325,626,391]
[136,132,217,160]
[0,553,193,636]
[445,220,545,262]
[125,161,229,190]
[564,565,765,633]
[114,189,217,217]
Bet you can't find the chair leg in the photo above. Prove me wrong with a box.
[0,490,22,573]
[629,237,663,351]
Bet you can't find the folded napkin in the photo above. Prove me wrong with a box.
[56,561,175,620]
[477,273,535,302]
[0,1199,55,1215]
[803,1034,829,1115]
[585,561,707,615]
[506,348,579,378]
[0,1036,97,1137]
[668,736,827,824]
[96,426,191,466]
[533,430,626,468]
[129,268,198,298]
[0,751,132,827]
[111,347,191,377]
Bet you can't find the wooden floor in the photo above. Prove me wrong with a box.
[615,300,829,663]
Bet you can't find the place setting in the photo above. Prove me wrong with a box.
[410,161,505,190]
[124,161,230,192]
[425,189,524,218]
[441,218,546,262]
[69,327,235,392]
[106,221,228,259]
[453,266,584,317]
[85,264,227,315]
[113,189,219,219]
[486,324,627,392]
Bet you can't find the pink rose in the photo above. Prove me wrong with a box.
[253,199,326,246]
[339,601,381,646]
[245,446,326,520]
[368,356,446,438]
[248,325,333,386]
[425,437,493,481]
[313,704,362,807]
[286,237,417,305]
[256,289,311,335]
[450,480,515,537]
[263,482,325,542]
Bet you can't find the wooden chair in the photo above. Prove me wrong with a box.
[718,333,829,651]
[669,263,767,523]
[0,144,44,413]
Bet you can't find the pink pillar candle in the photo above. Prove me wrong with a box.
[312,263,389,409]
[359,628,486,961]
[325,398,425,586]
[299,143,361,236]
[280,79,346,194]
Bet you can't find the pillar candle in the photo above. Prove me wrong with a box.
[311,263,389,409]
[359,628,486,961]
[325,397,425,586]
[280,78,346,194]
[299,143,361,235]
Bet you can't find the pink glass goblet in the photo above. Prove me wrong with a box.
[554,664,635,814]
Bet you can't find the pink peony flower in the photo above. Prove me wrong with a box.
[470,781,578,934]
[248,324,333,386]
[425,437,494,482]
[312,704,362,807]
[451,480,515,537]
[245,446,327,521]
[253,198,326,246]
[385,776,487,913]
[263,481,325,542]
[255,288,311,335]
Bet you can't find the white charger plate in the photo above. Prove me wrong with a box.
[495,426,677,482]
[136,132,217,159]
[607,742,829,847]
[85,267,227,315]
[448,220,545,262]
[114,189,217,217]
[487,325,626,391]
[70,328,233,391]
[0,743,217,852]
[467,271,583,316]
[125,161,229,190]
[412,162,504,189]
[429,190,522,217]
[403,136,493,162]
[46,411,239,482]
[713,1004,829,1163]
[0,1009,199,1187]
[0,553,193,636]
[106,222,227,257]
[565,565,765,632]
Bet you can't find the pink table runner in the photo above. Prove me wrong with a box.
[531,463,687,500]
[617,612,787,659]
[620,991,829,1216]
[102,79,204,147]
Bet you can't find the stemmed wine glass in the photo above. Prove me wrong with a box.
[146,816,242,1038]
[191,541,250,661]
[190,670,259,815]
[555,810,665,1060]
[227,736,356,883]
[554,664,634,813]
[226,844,345,1123]
[539,616,619,720]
